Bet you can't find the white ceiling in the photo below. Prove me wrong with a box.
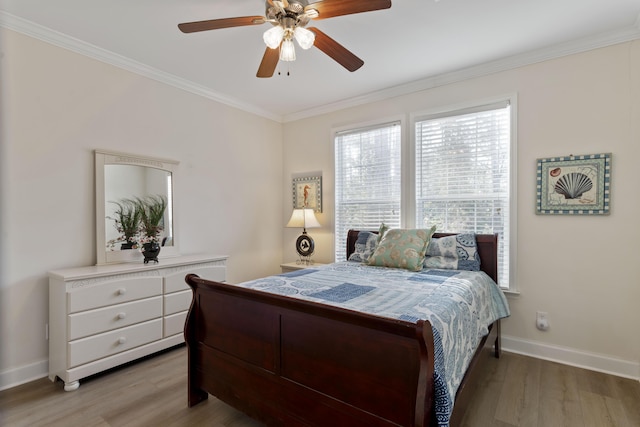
[1,0,639,122]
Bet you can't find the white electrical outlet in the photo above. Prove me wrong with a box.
[536,311,549,331]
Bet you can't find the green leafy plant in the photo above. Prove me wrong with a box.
[135,195,167,244]
[106,199,141,249]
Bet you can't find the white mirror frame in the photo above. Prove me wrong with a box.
[95,149,180,265]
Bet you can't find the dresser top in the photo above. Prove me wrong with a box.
[49,254,227,281]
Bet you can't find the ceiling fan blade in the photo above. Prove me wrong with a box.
[305,0,391,20]
[178,16,265,33]
[257,47,280,78]
[308,28,364,72]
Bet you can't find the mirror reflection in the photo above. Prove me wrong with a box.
[95,150,179,265]
[104,165,173,250]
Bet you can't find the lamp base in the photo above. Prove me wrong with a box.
[295,232,315,258]
[296,256,314,266]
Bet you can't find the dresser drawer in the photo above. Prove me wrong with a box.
[164,290,192,316]
[164,266,226,293]
[68,277,162,313]
[68,296,162,340]
[68,319,162,368]
[164,312,188,337]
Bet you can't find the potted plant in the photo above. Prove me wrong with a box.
[135,195,167,263]
[106,199,141,250]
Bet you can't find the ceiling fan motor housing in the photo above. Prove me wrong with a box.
[266,0,311,28]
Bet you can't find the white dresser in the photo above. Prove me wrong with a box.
[48,254,227,391]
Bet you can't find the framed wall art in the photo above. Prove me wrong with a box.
[536,153,611,215]
[292,175,322,213]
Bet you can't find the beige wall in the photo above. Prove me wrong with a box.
[1,27,638,389]
[0,29,284,387]
[283,41,640,377]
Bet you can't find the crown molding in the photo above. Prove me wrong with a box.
[0,12,282,123]
[2,11,639,124]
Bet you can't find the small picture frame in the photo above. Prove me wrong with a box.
[536,153,611,215]
[292,175,322,213]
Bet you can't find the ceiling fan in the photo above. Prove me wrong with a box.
[178,0,392,78]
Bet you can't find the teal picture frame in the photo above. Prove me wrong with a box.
[536,153,611,215]
[292,175,322,213]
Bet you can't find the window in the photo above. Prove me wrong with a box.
[334,122,402,261]
[333,99,515,289]
[414,101,512,288]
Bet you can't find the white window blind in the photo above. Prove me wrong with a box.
[415,102,511,287]
[334,122,402,261]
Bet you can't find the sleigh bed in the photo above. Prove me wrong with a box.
[184,230,509,427]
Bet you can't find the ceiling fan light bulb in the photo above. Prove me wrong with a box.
[263,26,284,49]
[280,39,296,61]
[294,27,315,50]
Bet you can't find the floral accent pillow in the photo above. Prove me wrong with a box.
[367,226,436,271]
[348,231,379,263]
[424,233,481,271]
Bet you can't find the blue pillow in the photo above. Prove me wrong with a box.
[424,233,481,271]
[348,231,378,263]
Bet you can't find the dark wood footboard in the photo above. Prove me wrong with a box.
[185,274,437,426]
[185,231,503,426]
[185,274,502,427]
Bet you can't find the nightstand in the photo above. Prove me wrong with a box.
[280,262,326,273]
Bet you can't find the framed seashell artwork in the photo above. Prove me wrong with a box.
[536,153,611,215]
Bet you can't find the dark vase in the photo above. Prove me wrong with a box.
[120,241,136,250]
[142,242,161,264]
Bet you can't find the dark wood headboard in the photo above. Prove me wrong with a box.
[346,229,499,284]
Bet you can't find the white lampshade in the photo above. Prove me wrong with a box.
[294,27,315,50]
[263,26,284,49]
[286,208,320,230]
[280,38,296,61]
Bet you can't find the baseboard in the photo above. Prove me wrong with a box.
[2,339,638,391]
[0,359,49,391]
[502,335,640,381]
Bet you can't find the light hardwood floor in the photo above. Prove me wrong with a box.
[1,346,638,427]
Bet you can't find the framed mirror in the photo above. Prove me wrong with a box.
[95,150,179,265]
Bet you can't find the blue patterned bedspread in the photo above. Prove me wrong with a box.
[234,262,510,426]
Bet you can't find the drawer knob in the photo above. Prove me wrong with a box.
[116,288,126,296]
[116,312,126,320]
[117,337,127,345]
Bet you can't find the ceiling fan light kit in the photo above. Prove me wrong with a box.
[178,0,392,78]
[263,25,285,49]
[293,27,315,50]
[280,39,296,61]
[263,19,315,61]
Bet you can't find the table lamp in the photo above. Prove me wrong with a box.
[286,208,320,264]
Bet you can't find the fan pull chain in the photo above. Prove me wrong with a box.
[277,63,291,76]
